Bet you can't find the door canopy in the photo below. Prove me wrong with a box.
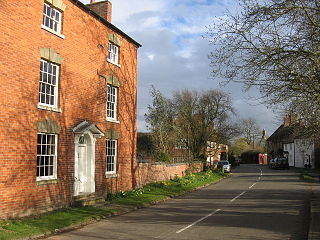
[73,121,104,138]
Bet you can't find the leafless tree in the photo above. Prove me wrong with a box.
[239,118,261,149]
[145,88,237,161]
[172,89,236,160]
[208,0,320,134]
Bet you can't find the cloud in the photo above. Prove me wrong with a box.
[80,0,277,134]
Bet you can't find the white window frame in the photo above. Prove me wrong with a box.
[106,139,117,175]
[107,42,119,66]
[106,85,118,122]
[41,3,65,38]
[36,133,58,181]
[38,59,59,109]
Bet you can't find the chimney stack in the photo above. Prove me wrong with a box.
[283,112,297,127]
[87,0,112,23]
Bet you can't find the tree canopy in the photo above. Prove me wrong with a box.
[145,88,237,161]
[209,0,320,134]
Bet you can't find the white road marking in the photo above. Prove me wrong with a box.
[230,191,246,202]
[174,166,264,235]
[176,209,222,234]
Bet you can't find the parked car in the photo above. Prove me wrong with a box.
[268,158,276,168]
[217,160,231,173]
[270,157,289,170]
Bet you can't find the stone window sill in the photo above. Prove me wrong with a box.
[38,104,62,113]
[107,59,121,68]
[106,173,118,178]
[36,179,58,185]
[106,118,120,124]
[41,24,65,39]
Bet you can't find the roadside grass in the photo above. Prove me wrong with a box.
[0,207,118,240]
[0,170,226,240]
[299,169,320,183]
[108,170,227,206]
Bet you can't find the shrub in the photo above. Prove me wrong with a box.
[156,152,170,162]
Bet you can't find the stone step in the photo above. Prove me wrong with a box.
[73,193,107,207]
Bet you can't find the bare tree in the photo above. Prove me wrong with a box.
[208,0,320,134]
[145,88,237,162]
[173,89,236,160]
[239,118,261,149]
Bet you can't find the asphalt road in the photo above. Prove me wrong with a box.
[47,165,311,240]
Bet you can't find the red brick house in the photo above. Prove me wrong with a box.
[0,0,141,219]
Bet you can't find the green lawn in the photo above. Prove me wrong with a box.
[0,207,118,240]
[109,170,226,206]
[0,170,226,240]
[299,170,320,183]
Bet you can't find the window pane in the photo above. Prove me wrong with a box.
[37,134,57,179]
[45,17,49,27]
[39,59,58,107]
[55,12,60,21]
[49,166,53,175]
[39,167,44,177]
[106,140,117,173]
[43,73,47,83]
[52,76,56,85]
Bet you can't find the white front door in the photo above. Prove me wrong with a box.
[78,144,88,193]
[74,134,95,196]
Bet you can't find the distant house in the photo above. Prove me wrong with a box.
[267,113,319,169]
[267,114,296,160]
[206,141,228,165]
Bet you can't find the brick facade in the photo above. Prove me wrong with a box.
[0,0,140,219]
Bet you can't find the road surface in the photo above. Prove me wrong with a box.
[47,165,311,240]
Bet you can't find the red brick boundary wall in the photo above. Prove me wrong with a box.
[135,162,203,187]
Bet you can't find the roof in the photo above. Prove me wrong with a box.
[70,0,142,48]
[267,124,300,143]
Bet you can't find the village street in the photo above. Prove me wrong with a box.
[46,165,315,240]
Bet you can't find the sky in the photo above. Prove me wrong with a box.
[81,0,280,136]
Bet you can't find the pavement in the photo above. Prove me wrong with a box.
[307,171,320,240]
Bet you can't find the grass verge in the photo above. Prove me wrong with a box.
[0,170,226,240]
[299,170,320,183]
[0,207,118,240]
[108,170,227,206]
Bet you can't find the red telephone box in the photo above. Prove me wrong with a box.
[259,153,268,165]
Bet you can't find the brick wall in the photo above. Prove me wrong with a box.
[0,0,138,219]
[135,162,203,187]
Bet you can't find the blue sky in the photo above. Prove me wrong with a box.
[81,0,279,135]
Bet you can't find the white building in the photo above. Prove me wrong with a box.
[283,142,295,167]
[294,139,315,168]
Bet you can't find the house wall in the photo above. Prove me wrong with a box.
[283,143,295,167]
[0,0,138,219]
[294,139,315,169]
[135,162,203,187]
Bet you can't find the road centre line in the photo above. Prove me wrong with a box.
[176,209,222,234]
[230,191,246,202]
[175,167,263,235]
